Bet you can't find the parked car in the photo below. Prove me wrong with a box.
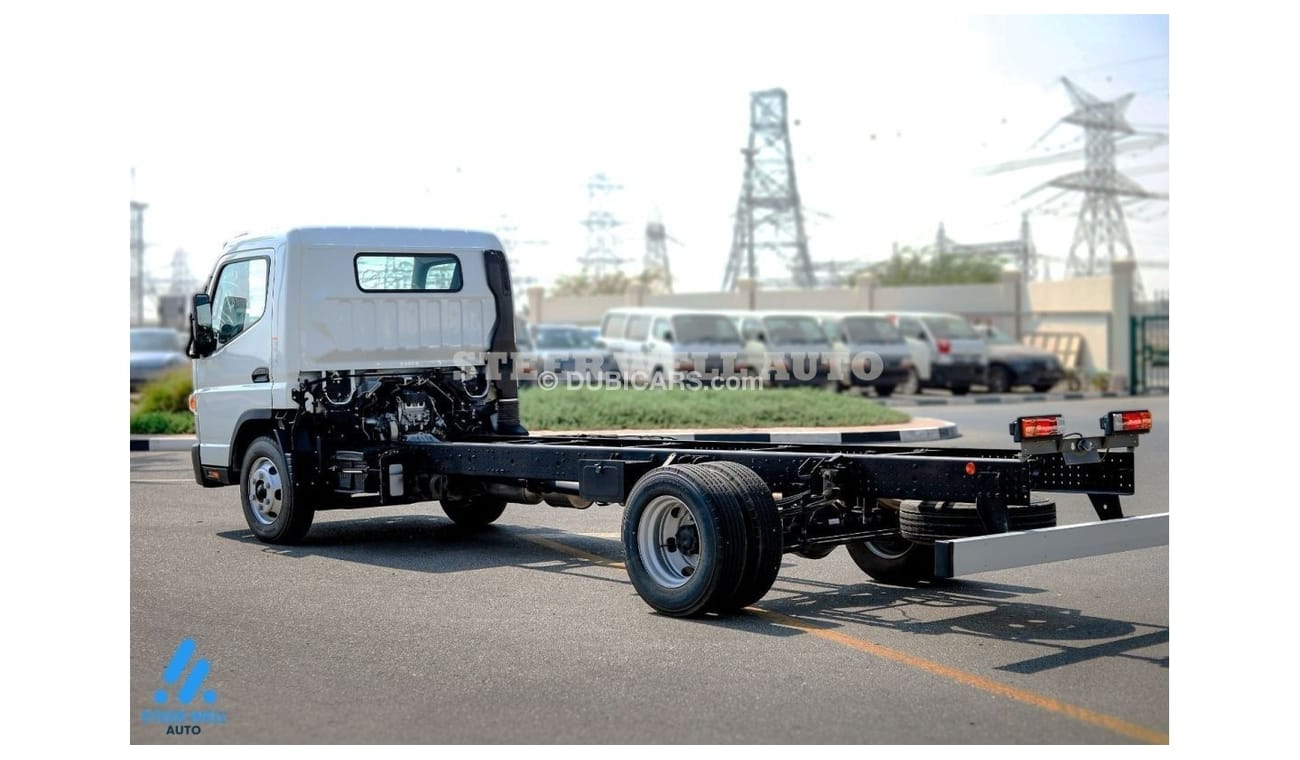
[816,312,916,396]
[974,324,1065,393]
[598,307,755,382]
[882,312,988,395]
[729,311,834,388]
[514,316,538,385]
[130,327,189,390]
[531,323,616,379]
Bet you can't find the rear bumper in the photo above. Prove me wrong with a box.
[933,513,1168,578]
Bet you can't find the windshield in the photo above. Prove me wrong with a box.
[672,315,742,344]
[535,328,597,349]
[131,331,181,352]
[926,316,979,339]
[763,316,830,346]
[842,317,902,343]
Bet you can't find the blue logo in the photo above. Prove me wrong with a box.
[154,638,218,705]
[140,637,227,734]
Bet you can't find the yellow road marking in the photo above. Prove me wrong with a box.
[749,608,1168,744]
[522,532,1169,745]
[522,535,625,568]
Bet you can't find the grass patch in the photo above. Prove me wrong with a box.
[519,386,909,431]
[136,369,193,414]
[131,411,195,435]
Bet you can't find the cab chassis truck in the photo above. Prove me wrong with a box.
[186,227,1167,617]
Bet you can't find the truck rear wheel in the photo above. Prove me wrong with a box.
[845,537,936,586]
[441,493,508,529]
[240,436,315,545]
[621,465,749,617]
[699,461,784,612]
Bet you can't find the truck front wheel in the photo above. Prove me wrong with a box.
[440,493,508,529]
[240,436,315,544]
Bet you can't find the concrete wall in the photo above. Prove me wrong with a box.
[523,264,1137,385]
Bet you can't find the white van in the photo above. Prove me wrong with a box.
[728,311,834,388]
[880,311,988,395]
[815,312,917,397]
[599,307,753,381]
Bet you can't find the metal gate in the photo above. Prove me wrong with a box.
[1130,316,1169,394]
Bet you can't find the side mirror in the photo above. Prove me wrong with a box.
[662,331,675,344]
[594,338,607,349]
[187,292,217,358]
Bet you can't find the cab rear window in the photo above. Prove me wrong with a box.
[355,253,463,292]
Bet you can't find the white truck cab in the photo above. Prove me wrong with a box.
[188,227,526,513]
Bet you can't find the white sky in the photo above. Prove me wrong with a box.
[127,6,1168,295]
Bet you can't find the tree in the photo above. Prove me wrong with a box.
[550,268,669,297]
[865,246,1006,286]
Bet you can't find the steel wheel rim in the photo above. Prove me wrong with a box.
[865,536,913,560]
[246,456,283,526]
[637,495,702,589]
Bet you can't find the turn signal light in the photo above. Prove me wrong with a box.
[1010,414,1063,442]
[1102,410,1153,435]
[188,393,197,414]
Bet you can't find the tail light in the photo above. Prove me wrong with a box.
[1101,410,1153,435]
[1010,414,1063,442]
[937,339,951,354]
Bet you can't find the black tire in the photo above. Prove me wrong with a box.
[440,492,508,529]
[951,385,971,396]
[699,461,783,611]
[899,498,1057,543]
[987,365,1012,394]
[1032,383,1056,393]
[846,537,936,585]
[875,384,896,398]
[621,464,749,617]
[240,436,315,544]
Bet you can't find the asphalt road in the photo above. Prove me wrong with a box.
[130,396,1168,744]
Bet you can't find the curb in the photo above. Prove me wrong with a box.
[130,436,194,452]
[876,390,1147,407]
[130,420,960,452]
[613,423,960,445]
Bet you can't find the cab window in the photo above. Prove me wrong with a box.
[211,257,269,346]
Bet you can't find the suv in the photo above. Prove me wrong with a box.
[884,312,988,395]
[974,324,1064,393]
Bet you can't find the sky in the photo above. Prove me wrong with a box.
[127,6,1168,297]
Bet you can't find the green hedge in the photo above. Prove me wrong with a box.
[130,411,195,435]
[137,369,194,414]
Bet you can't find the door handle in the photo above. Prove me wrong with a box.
[251,367,270,383]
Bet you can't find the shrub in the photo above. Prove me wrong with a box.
[137,369,193,414]
[130,412,195,435]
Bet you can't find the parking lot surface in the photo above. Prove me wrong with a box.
[130,397,1168,744]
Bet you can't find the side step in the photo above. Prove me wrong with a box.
[933,513,1169,578]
